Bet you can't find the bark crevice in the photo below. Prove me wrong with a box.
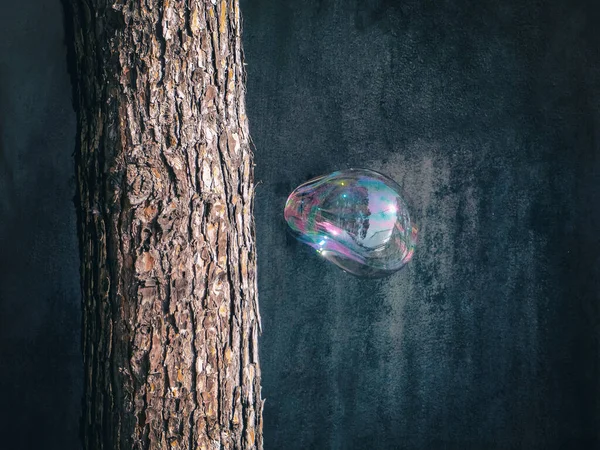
[67,0,263,448]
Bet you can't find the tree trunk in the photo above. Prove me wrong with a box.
[67,1,263,448]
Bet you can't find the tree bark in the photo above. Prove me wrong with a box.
[67,1,263,448]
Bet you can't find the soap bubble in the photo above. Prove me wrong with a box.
[284,168,417,278]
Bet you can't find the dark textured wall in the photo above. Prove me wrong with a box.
[0,1,81,449]
[0,0,598,449]
[242,0,600,449]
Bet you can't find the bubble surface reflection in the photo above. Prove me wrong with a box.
[284,169,418,278]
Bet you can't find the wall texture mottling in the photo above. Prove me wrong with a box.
[0,0,598,449]
[242,0,600,449]
[0,1,81,449]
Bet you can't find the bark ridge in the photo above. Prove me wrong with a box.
[68,0,263,448]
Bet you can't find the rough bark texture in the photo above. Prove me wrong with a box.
[67,1,263,448]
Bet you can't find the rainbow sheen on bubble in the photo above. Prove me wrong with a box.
[284,168,418,278]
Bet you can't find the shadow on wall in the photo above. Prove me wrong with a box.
[0,1,81,449]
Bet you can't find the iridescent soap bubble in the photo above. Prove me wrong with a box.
[284,168,418,278]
